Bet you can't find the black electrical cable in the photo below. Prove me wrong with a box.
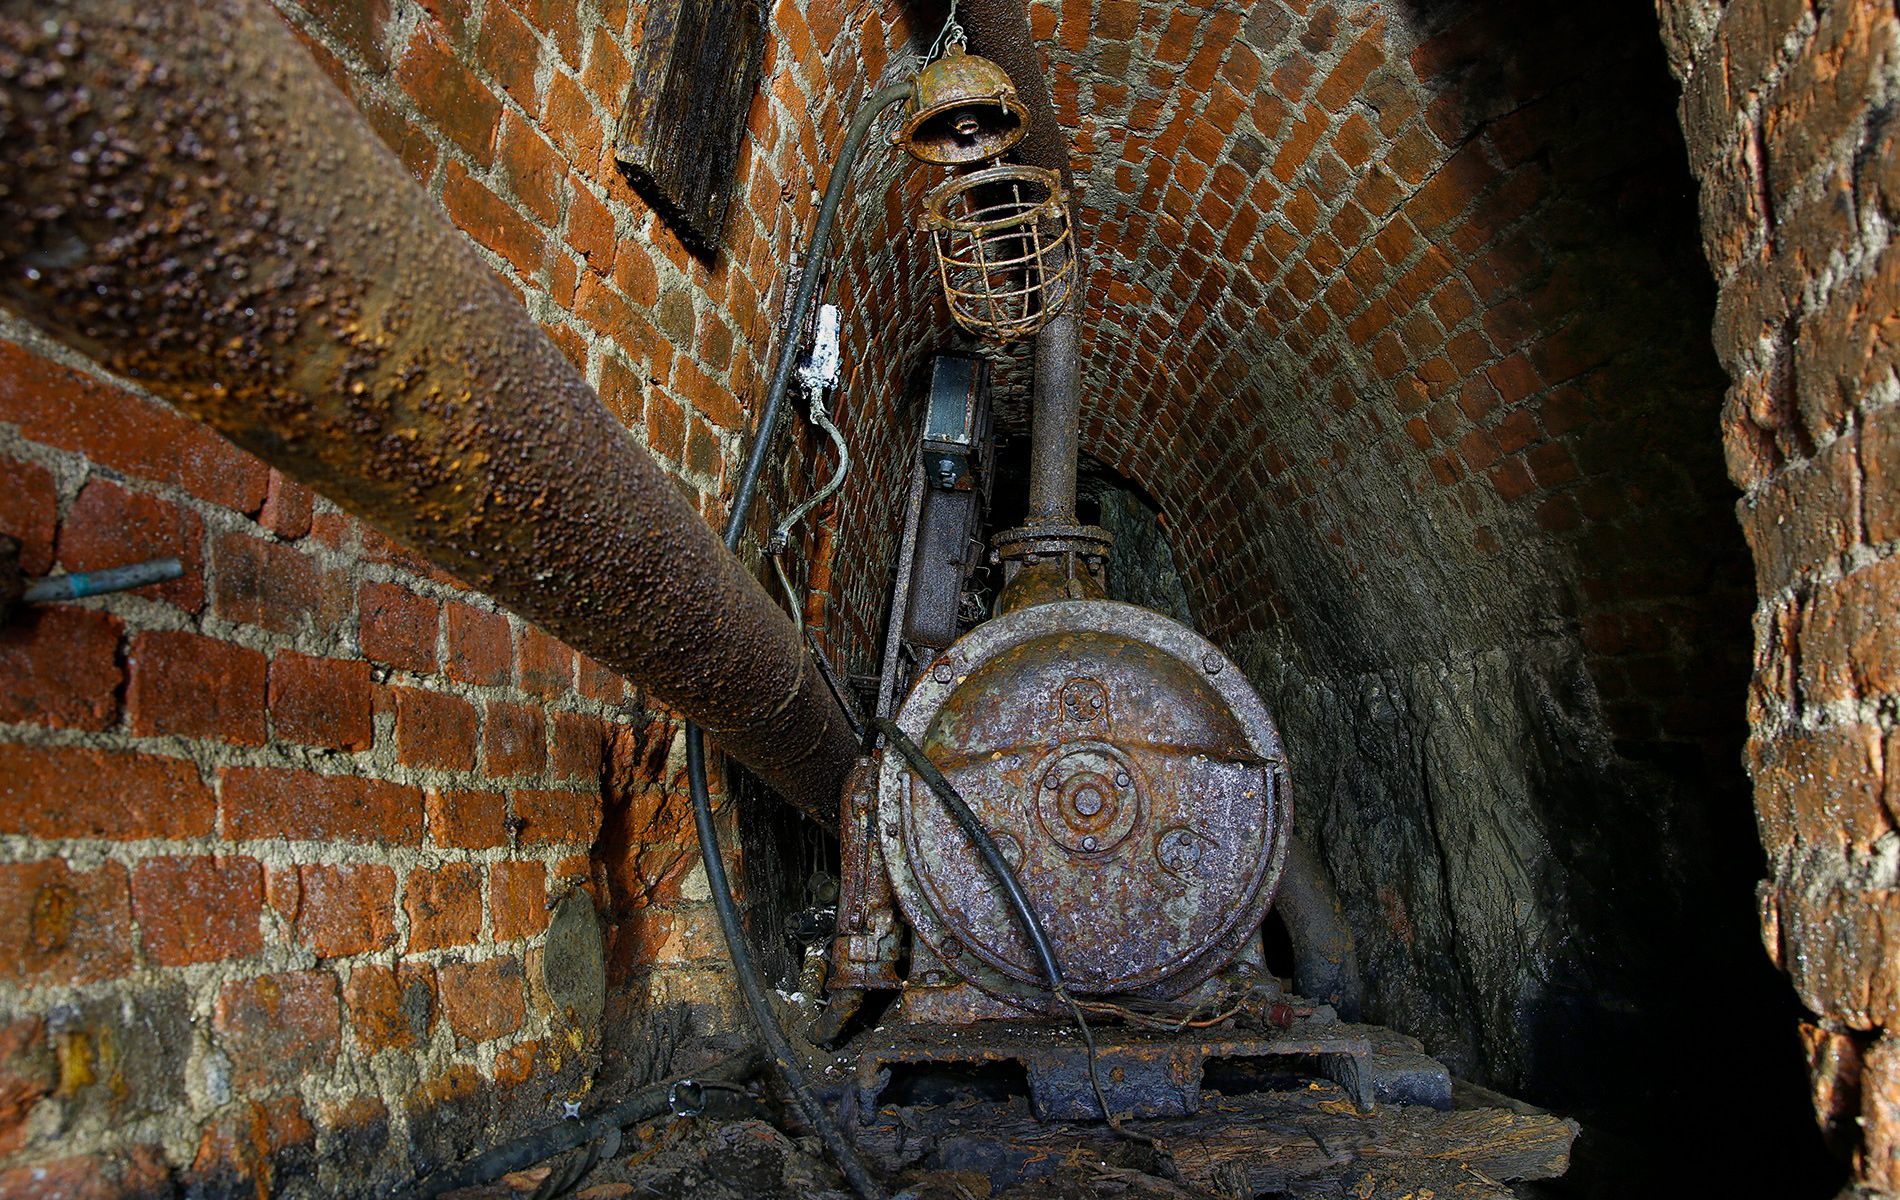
[683,733,884,1199]
[872,719,1063,986]
[406,1048,763,1198]
[679,80,917,1200]
[724,80,914,541]
[805,626,867,744]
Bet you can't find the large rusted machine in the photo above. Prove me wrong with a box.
[816,351,1434,1125]
[837,516,1292,1020]
[795,35,1410,1124]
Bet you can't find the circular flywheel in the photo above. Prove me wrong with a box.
[877,600,1292,1002]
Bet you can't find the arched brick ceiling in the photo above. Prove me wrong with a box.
[997,0,1747,725]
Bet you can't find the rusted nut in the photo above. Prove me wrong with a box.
[1202,653,1224,675]
[933,662,955,683]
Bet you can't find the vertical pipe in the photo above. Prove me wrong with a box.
[958,0,1086,523]
[1026,308,1082,523]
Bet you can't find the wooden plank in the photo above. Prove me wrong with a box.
[614,0,764,255]
[851,1085,1579,1197]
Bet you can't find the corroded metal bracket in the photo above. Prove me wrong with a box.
[840,1012,1448,1122]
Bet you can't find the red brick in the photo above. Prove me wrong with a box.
[598,353,644,426]
[1742,436,1861,598]
[287,864,398,958]
[512,788,600,845]
[56,478,205,612]
[568,182,615,270]
[519,0,581,64]
[580,30,631,109]
[0,455,56,574]
[0,1145,171,1200]
[442,160,547,280]
[0,860,132,986]
[1525,440,1579,487]
[1316,29,1386,112]
[343,963,436,1054]
[474,0,543,109]
[0,1017,50,1157]
[493,1038,542,1087]
[490,861,549,941]
[445,602,512,685]
[1752,724,1889,858]
[215,971,342,1092]
[126,630,268,746]
[360,87,441,180]
[496,112,562,224]
[514,625,576,698]
[298,0,391,68]
[427,788,509,849]
[551,711,603,781]
[259,469,315,539]
[187,1094,315,1192]
[131,856,263,967]
[484,700,546,777]
[0,606,122,730]
[359,581,439,673]
[0,745,213,840]
[1802,557,1900,702]
[1487,455,1535,502]
[405,863,483,951]
[392,686,480,771]
[0,342,268,512]
[438,956,526,1043]
[577,655,626,702]
[613,241,660,307]
[1870,1033,1900,1190]
[212,531,341,637]
[397,25,501,164]
[270,652,373,750]
[221,767,424,844]
[540,70,601,165]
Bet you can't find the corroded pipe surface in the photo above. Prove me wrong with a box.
[1026,310,1081,523]
[955,0,1074,193]
[958,0,1085,526]
[0,2,856,820]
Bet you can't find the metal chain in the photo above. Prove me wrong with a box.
[921,0,966,65]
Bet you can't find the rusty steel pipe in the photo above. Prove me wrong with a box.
[958,0,1085,525]
[1026,310,1081,523]
[955,0,1074,193]
[0,2,856,820]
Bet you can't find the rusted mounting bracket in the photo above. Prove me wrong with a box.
[841,1012,1452,1124]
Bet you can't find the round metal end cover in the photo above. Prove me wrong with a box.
[540,891,606,1029]
[879,601,1291,1000]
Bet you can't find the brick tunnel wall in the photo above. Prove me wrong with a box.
[1657,0,1900,1192]
[0,0,949,1192]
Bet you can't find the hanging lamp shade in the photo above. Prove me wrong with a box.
[894,43,1030,166]
[924,162,1075,342]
